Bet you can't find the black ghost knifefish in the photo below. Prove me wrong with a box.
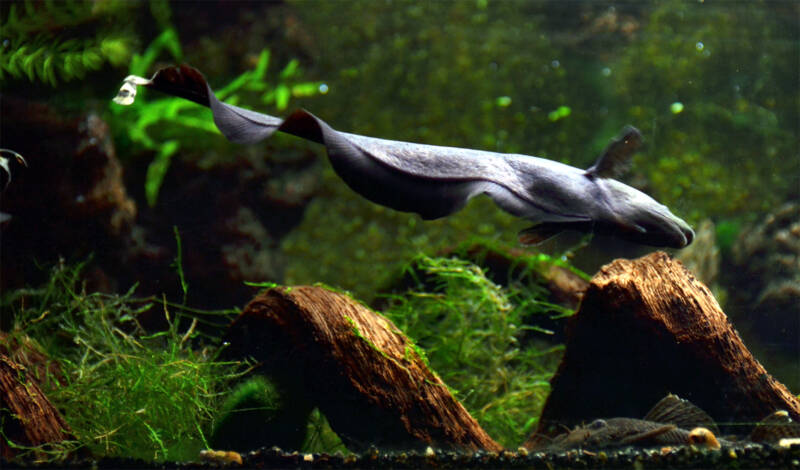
[114,64,694,248]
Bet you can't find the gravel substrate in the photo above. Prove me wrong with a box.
[4,443,800,469]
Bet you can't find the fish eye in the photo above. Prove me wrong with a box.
[588,419,607,430]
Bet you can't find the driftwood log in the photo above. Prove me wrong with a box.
[530,251,800,443]
[225,286,501,452]
[0,353,72,459]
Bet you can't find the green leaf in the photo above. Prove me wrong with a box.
[274,84,291,110]
[279,59,299,79]
[145,140,179,207]
[291,82,320,97]
[130,28,182,77]
[42,53,57,86]
[22,46,44,81]
[253,49,270,79]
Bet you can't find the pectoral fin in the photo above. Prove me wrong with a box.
[518,224,565,245]
[518,219,595,245]
[619,424,677,445]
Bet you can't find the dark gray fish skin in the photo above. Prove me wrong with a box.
[115,65,695,249]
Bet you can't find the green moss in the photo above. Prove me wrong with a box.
[343,314,387,359]
[2,261,245,462]
[383,255,563,448]
[715,219,742,256]
[302,409,348,454]
[210,375,312,452]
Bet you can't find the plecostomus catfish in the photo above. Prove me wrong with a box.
[527,394,800,451]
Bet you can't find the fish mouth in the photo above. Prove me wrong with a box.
[635,217,695,248]
[667,216,695,248]
[681,224,695,246]
[606,209,694,248]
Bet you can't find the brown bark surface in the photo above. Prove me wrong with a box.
[532,251,800,440]
[0,353,72,459]
[226,286,501,452]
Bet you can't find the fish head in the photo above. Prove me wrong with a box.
[547,422,599,450]
[593,178,695,248]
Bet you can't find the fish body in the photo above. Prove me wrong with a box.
[547,417,697,450]
[529,394,722,451]
[115,65,694,248]
[530,394,800,451]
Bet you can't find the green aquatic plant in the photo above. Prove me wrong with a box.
[0,0,136,86]
[110,33,323,206]
[302,409,348,454]
[1,260,246,462]
[210,375,316,453]
[715,219,742,256]
[383,255,564,448]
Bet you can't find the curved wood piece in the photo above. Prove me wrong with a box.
[0,354,72,459]
[533,251,800,440]
[225,286,501,452]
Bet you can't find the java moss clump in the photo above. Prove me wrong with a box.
[1,261,246,462]
[211,375,324,453]
[383,255,565,448]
